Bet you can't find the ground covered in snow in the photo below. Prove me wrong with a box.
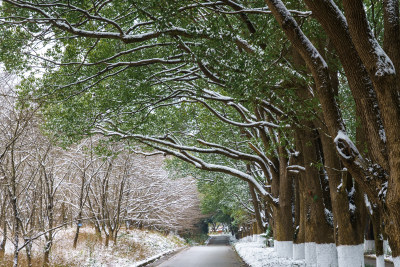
[234,236,306,267]
[234,236,396,267]
[0,227,185,266]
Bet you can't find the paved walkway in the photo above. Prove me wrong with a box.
[364,256,394,267]
[153,235,246,267]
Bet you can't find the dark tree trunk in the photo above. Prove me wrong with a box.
[299,125,335,266]
[248,183,266,233]
[343,0,400,258]
[24,239,32,267]
[73,224,81,249]
[271,144,294,258]
[293,133,306,260]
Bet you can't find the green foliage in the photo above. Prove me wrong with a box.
[337,81,357,143]
[0,0,320,142]
[165,154,250,229]
[0,2,365,234]
[180,232,209,246]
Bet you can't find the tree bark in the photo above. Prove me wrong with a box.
[383,0,400,94]
[24,238,32,267]
[371,207,384,260]
[0,196,7,259]
[293,133,306,260]
[304,0,388,171]
[272,144,294,258]
[343,0,400,258]
[73,224,81,249]
[264,0,345,136]
[298,124,335,265]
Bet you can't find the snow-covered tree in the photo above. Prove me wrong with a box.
[1,1,400,266]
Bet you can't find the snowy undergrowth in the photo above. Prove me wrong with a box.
[0,227,185,266]
[234,235,306,267]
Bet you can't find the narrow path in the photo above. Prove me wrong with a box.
[151,235,247,267]
[364,256,394,267]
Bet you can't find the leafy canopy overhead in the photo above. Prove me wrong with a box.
[0,0,320,140]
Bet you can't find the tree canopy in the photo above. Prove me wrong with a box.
[1,0,400,266]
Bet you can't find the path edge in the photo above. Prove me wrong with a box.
[141,246,188,267]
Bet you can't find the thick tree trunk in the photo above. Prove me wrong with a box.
[293,136,306,260]
[304,0,388,171]
[383,0,400,94]
[371,207,384,267]
[299,126,336,266]
[342,0,400,260]
[264,0,344,137]
[318,126,366,265]
[293,178,306,260]
[272,145,294,258]
[263,0,399,261]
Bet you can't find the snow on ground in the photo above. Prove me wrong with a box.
[55,227,185,266]
[234,235,396,267]
[364,239,394,265]
[234,235,306,267]
[365,253,394,265]
[2,227,185,266]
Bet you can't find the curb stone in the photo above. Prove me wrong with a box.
[231,243,251,267]
[141,246,188,267]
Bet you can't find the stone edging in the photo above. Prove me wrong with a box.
[138,246,188,267]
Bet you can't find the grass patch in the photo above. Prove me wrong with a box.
[0,227,184,266]
[113,234,149,261]
[0,254,43,267]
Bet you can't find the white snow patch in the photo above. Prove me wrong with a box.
[305,242,317,266]
[384,240,392,254]
[293,243,305,260]
[364,239,375,252]
[274,240,293,258]
[374,44,395,77]
[316,243,337,267]
[393,256,400,267]
[252,235,263,242]
[337,244,364,267]
[349,202,356,213]
[364,194,373,215]
[379,128,386,142]
[234,237,305,267]
[334,130,360,160]
[376,255,385,267]
[337,182,343,192]
[324,208,334,225]
[287,165,306,171]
